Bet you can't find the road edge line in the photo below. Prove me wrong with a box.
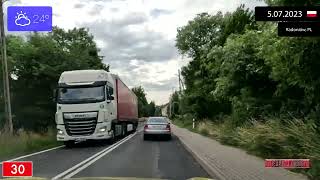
[173,129,225,180]
[64,132,137,179]
[52,132,136,180]
[0,145,64,165]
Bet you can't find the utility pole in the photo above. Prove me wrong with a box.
[169,88,174,118]
[0,0,13,134]
[178,70,181,94]
[178,69,185,93]
[169,101,171,117]
[0,0,6,123]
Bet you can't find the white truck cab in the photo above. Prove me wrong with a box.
[55,70,117,146]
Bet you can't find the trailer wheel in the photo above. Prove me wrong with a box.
[132,122,138,132]
[122,124,127,137]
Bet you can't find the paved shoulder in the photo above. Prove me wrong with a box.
[172,125,308,180]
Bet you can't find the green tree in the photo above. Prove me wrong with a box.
[176,5,254,119]
[154,106,162,116]
[168,91,180,118]
[132,86,148,117]
[147,101,156,116]
[174,2,320,178]
[5,27,108,132]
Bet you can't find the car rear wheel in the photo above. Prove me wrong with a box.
[167,134,172,141]
[143,134,148,141]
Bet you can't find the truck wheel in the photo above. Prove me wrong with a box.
[108,130,115,144]
[64,141,75,148]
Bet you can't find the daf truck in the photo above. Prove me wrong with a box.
[54,70,138,147]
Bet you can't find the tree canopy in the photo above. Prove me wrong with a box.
[174,3,320,126]
[132,86,156,117]
[0,27,108,132]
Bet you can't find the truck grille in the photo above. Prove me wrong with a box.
[63,112,98,136]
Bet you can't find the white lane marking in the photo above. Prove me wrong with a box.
[64,133,137,179]
[52,132,137,180]
[0,145,64,165]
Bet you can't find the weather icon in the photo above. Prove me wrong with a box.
[15,11,31,26]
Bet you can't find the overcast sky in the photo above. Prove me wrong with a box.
[4,0,265,105]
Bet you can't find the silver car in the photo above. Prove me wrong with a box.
[143,117,171,140]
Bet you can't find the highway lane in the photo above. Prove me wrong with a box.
[0,140,111,178]
[73,132,209,180]
[0,125,210,179]
[0,123,145,178]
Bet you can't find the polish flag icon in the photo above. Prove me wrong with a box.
[307,11,317,18]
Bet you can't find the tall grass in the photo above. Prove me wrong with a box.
[173,117,320,179]
[0,129,61,160]
[235,119,320,179]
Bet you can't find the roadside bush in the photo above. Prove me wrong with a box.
[0,129,60,160]
[200,128,209,136]
[218,124,240,146]
[236,119,320,159]
[235,118,320,179]
[236,121,288,157]
[190,117,320,179]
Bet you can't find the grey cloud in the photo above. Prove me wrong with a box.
[150,9,174,18]
[142,77,178,91]
[79,16,177,68]
[74,3,85,9]
[88,4,104,16]
[91,0,126,1]
[116,67,178,92]
[138,68,149,74]
[53,13,60,17]
[110,8,119,12]
[114,12,148,26]
[156,70,166,74]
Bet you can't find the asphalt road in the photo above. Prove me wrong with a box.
[0,126,209,180]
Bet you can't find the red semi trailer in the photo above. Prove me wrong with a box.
[55,70,138,147]
[113,74,139,134]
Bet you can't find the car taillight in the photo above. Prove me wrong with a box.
[166,124,171,130]
[144,124,149,130]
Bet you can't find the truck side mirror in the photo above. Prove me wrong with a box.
[109,87,114,95]
[108,95,114,100]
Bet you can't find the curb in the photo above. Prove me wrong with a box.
[174,130,225,180]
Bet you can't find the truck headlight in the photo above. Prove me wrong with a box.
[55,113,58,124]
[99,126,107,132]
[57,129,64,135]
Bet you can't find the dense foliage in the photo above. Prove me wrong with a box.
[131,86,157,117]
[173,1,320,178]
[0,27,109,132]
[174,4,320,123]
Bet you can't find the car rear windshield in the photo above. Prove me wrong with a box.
[148,118,167,123]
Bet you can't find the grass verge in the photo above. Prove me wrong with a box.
[172,116,320,180]
[0,129,61,161]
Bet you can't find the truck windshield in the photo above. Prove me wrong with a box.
[57,86,105,104]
